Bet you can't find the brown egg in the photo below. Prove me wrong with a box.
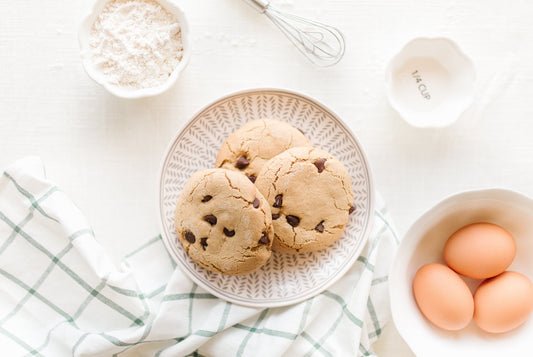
[443,222,516,279]
[474,271,533,333]
[413,263,474,331]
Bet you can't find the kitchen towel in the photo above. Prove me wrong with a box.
[0,157,399,356]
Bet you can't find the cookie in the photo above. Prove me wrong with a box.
[215,119,312,183]
[174,168,273,275]
[255,147,355,254]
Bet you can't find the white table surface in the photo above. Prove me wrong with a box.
[2,0,533,355]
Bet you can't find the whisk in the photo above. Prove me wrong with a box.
[243,0,345,67]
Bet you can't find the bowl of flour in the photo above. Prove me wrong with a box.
[78,0,190,98]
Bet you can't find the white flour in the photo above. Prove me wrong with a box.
[89,0,183,89]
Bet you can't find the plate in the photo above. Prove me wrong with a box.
[158,88,374,307]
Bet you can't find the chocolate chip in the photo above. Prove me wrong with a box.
[201,195,212,202]
[184,231,195,243]
[248,175,256,183]
[315,221,325,233]
[223,228,235,237]
[259,232,270,245]
[286,215,300,227]
[253,198,260,208]
[273,194,283,208]
[200,237,208,250]
[204,214,217,225]
[236,156,250,169]
[272,214,280,220]
[349,205,356,214]
[313,158,327,173]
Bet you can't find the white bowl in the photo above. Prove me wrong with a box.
[390,189,533,357]
[78,0,191,99]
[385,37,475,128]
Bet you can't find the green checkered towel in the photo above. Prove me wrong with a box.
[0,157,399,357]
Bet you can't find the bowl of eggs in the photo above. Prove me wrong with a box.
[390,188,533,357]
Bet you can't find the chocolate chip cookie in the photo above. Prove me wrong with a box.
[215,119,312,183]
[174,169,273,275]
[255,147,355,254]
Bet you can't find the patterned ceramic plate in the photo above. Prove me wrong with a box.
[158,88,374,307]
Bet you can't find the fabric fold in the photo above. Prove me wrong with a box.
[0,157,398,356]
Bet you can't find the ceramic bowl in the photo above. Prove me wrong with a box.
[385,37,475,128]
[78,0,191,99]
[390,188,533,357]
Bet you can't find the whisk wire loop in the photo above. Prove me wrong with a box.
[244,0,345,66]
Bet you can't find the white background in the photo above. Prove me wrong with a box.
[2,0,533,355]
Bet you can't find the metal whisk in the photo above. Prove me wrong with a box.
[243,0,345,66]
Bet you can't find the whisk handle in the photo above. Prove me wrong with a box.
[243,0,270,13]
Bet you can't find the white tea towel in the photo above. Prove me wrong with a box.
[0,157,399,356]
